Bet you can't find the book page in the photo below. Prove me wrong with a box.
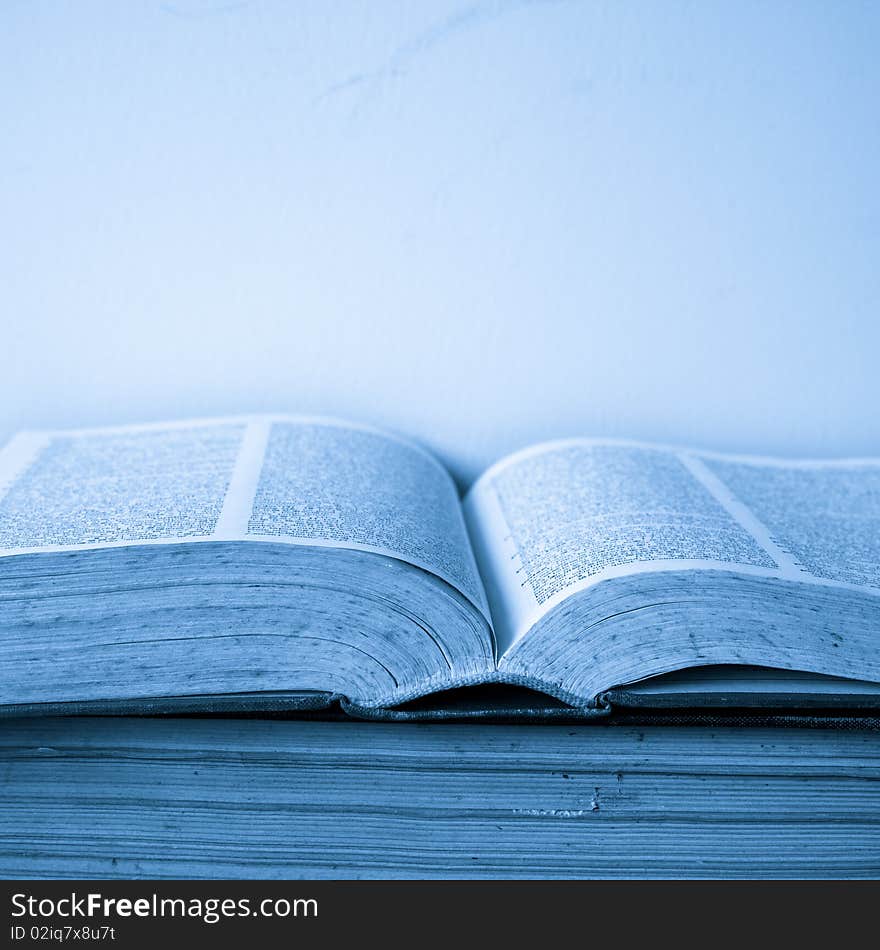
[0,415,489,618]
[0,419,247,552]
[698,453,880,591]
[465,439,880,653]
[244,418,489,617]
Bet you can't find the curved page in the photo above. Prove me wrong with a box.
[0,414,489,619]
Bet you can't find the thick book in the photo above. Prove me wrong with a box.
[5,717,878,878]
[0,415,878,721]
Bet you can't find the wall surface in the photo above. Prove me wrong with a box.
[2,1,878,486]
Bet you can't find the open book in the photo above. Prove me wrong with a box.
[1,415,878,721]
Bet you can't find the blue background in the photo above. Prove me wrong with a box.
[2,1,878,485]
